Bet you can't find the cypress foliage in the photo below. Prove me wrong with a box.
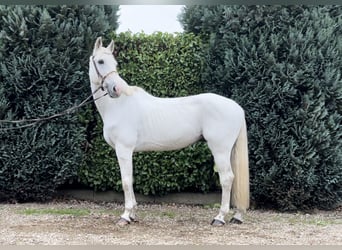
[0,5,119,201]
[180,5,342,210]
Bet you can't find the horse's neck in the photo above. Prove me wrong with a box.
[91,83,112,119]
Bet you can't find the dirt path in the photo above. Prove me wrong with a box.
[0,200,341,245]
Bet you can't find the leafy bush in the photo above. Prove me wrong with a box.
[0,5,119,201]
[180,5,342,210]
[78,32,219,195]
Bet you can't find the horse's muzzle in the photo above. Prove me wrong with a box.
[107,84,119,98]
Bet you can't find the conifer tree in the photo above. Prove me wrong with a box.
[0,5,119,201]
[180,5,342,210]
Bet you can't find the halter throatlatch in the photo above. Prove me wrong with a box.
[91,56,118,91]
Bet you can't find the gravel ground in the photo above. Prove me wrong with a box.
[0,199,341,245]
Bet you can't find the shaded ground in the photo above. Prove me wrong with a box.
[0,200,341,245]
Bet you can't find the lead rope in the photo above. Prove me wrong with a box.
[0,87,107,131]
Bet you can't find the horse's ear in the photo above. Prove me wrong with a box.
[107,40,115,53]
[93,37,103,53]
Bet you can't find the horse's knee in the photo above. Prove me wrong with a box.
[121,177,133,190]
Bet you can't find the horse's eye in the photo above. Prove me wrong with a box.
[98,59,104,64]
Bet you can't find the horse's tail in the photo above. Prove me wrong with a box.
[230,118,250,212]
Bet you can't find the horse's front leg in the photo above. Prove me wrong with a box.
[115,143,137,225]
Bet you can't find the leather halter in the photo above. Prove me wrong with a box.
[91,55,118,91]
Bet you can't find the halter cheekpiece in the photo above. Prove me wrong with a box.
[91,55,118,91]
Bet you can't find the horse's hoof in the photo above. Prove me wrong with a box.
[116,217,131,226]
[211,219,225,227]
[129,217,139,223]
[229,217,243,224]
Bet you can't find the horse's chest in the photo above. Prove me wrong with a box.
[102,107,140,146]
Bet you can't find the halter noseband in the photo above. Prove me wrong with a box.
[91,55,118,91]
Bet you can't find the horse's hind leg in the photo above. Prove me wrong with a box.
[208,144,234,226]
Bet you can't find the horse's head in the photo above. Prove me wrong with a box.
[89,37,126,98]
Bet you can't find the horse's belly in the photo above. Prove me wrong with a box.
[134,138,201,152]
[134,123,202,152]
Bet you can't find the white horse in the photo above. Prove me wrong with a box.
[89,37,250,226]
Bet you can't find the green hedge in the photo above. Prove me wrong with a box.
[78,32,219,195]
[180,5,342,210]
[0,5,119,201]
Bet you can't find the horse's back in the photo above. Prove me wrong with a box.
[195,93,244,116]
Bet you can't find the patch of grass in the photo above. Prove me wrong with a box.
[97,209,122,217]
[304,218,334,226]
[160,211,176,219]
[20,208,90,217]
[203,203,221,209]
[286,214,336,226]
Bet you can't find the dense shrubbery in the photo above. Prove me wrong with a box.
[78,32,219,195]
[180,5,342,210]
[0,5,119,201]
